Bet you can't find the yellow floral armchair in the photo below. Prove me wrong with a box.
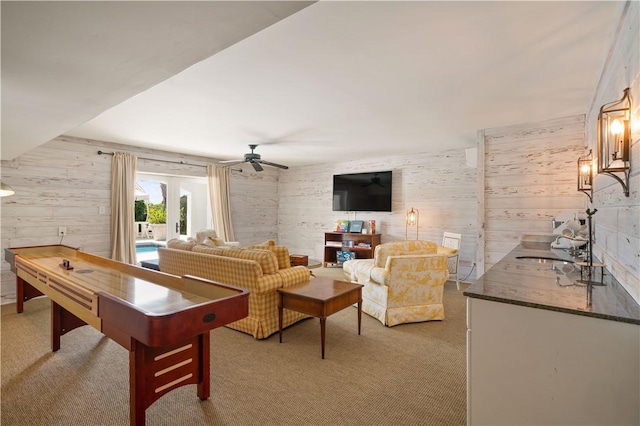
[343,240,449,327]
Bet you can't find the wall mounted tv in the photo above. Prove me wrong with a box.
[332,171,392,212]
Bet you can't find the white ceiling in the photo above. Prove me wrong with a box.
[2,1,623,168]
[0,1,313,160]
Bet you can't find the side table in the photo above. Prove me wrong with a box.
[277,277,363,359]
[290,254,309,267]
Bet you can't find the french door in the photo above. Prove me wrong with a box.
[136,173,209,241]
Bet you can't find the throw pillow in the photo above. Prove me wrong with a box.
[252,240,276,247]
[166,238,197,251]
[208,236,226,247]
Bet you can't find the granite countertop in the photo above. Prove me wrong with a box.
[464,242,640,325]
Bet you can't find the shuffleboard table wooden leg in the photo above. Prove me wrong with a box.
[130,341,146,426]
[129,333,212,425]
[16,276,25,314]
[16,276,44,314]
[50,301,87,352]
[197,332,210,400]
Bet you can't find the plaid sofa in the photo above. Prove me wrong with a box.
[158,239,311,339]
[342,240,449,327]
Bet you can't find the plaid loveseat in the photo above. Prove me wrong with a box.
[158,240,311,339]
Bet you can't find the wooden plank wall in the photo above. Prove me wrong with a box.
[1,135,476,301]
[230,168,280,245]
[480,115,588,273]
[0,136,279,302]
[586,1,639,302]
[277,148,478,279]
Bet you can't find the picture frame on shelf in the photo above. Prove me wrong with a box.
[349,220,363,233]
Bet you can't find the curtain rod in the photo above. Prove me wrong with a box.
[97,150,242,172]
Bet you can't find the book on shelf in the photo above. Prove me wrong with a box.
[326,241,342,247]
[357,243,371,248]
[349,220,364,233]
[336,251,355,263]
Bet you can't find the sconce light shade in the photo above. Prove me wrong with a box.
[406,207,419,240]
[597,87,631,196]
[577,150,593,202]
[0,181,15,197]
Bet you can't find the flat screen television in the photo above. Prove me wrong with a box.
[332,171,392,212]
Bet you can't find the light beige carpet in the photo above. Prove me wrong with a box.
[1,270,467,426]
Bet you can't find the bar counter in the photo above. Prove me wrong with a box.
[463,241,640,324]
[464,242,639,425]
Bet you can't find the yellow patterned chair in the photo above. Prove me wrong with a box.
[158,239,311,339]
[342,240,449,327]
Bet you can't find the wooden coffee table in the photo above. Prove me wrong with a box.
[277,277,363,359]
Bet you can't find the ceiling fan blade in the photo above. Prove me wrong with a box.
[251,161,264,172]
[257,159,289,170]
[219,159,244,164]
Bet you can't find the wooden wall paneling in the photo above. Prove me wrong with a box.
[586,1,640,302]
[1,136,281,303]
[482,115,587,272]
[229,168,279,246]
[477,129,486,276]
[278,147,479,280]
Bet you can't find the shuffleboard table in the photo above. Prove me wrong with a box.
[4,245,249,426]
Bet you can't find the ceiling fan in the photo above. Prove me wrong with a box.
[219,144,289,172]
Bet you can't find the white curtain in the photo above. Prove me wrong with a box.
[111,152,137,263]
[207,165,235,241]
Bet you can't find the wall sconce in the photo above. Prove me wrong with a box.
[406,207,419,240]
[0,181,15,197]
[597,87,631,196]
[577,150,593,202]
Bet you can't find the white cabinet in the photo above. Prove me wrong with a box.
[467,297,639,426]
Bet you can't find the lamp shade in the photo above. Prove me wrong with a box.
[0,182,15,197]
[597,88,631,196]
[577,150,593,202]
[405,207,419,240]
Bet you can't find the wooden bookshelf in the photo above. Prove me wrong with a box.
[323,232,381,267]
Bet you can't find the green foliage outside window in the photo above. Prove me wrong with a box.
[134,200,148,222]
[147,203,166,224]
[180,195,187,235]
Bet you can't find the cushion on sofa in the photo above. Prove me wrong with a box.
[166,238,197,251]
[195,229,218,244]
[218,248,279,275]
[192,245,228,257]
[252,240,276,247]
[248,243,291,270]
[270,245,291,270]
[200,236,223,247]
